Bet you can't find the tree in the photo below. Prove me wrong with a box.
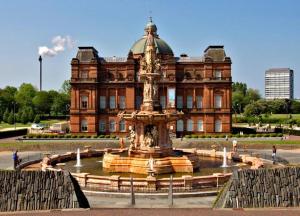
[34,114,41,123]
[15,112,22,123]
[20,111,28,124]
[245,88,261,102]
[3,108,9,123]
[28,108,35,122]
[32,91,51,114]
[51,93,70,116]
[15,83,37,108]
[60,80,71,96]
[291,100,300,114]
[7,111,14,125]
[0,86,17,113]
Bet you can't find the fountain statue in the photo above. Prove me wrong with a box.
[74,148,82,167]
[102,20,200,174]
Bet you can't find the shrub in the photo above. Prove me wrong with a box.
[98,135,105,138]
[263,134,270,137]
[277,133,283,137]
[28,134,34,138]
[34,115,41,124]
[270,133,277,137]
[79,135,85,138]
[249,134,255,137]
[36,134,42,138]
[105,135,110,139]
[65,134,72,138]
[199,135,206,138]
[22,135,27,139]
[256,134,262,137]
[206,135,211,138]
[92,135,98,138]
[71,135,78,138]
[184,135,191,138]
[42,134,49,138]
[110,135,117,139]
[191,134,198,138]
[49,134,55,138]
[85,135,91,138]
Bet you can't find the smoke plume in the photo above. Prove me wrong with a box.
[38,35,75,57]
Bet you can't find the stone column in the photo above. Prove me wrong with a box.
[146,176,157,192]
[110,175,120,191]
[182,175,193,190]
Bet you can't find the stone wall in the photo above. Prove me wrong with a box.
[217,168,300,208]
[0,170,89,212]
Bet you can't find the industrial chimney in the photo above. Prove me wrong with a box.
[38,55,42,91]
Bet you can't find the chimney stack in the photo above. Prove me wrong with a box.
[39,55,42,91]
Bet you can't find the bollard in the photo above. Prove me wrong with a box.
[130,176,135,206]
[168,175,173,206]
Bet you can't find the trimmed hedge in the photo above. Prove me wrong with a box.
[0,129,28,139]
[232,127,256,134]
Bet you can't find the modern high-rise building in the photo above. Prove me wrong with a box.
[265,68,294,100]
[70,19,232,136]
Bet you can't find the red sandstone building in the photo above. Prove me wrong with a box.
[70,19,232,136]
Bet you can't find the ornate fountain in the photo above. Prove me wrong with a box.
[103,24,200,174]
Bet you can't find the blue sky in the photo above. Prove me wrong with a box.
[0,0,299,98]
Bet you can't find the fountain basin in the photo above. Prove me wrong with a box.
[103,151,200,174]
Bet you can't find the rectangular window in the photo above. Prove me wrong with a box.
[215,95,222,108]
[81,96,88,109]
[197,120,203,131]
[187,95,193,109]
[136,96,142,109]
[167,88,175,108]
[119,120,126,132]
[187,120,194,131]
[81,120,88,132]
[109,96,116,109]
[196,96,203,109]
[214,70,222,80]
[119,96,126,109]
[99,96,106,109]
[99,120,106,132]
[215,120,222,132]
[109,120,116,132]
[177,96,183,109]
[160,96,166,109]
[80,70,88,79]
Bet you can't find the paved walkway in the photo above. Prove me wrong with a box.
[3,208,300,216]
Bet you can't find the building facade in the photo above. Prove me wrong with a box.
[265,68,294,100]
[70,19,232,136]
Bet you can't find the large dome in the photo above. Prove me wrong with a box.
[130,18,174,56]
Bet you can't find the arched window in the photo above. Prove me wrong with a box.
[196,96,203,109]
[187,119,194,132]
[99,120,106,132]
[176,120,184,132]
[119,120,126,132]
[184,72,192,80]
[215,119,222,132]
[187,95,193,109]
[214,95,222,108]
[197,120,203,131]
[81,95,88,109]
[109,120,116,132]
[80,120,88,132]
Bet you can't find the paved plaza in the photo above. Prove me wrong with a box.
[3,208,300,216]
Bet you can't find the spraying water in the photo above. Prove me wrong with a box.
[74,148,82,167]
[221,147,228,168]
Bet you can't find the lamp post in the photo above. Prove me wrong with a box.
[13,102,16,130]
